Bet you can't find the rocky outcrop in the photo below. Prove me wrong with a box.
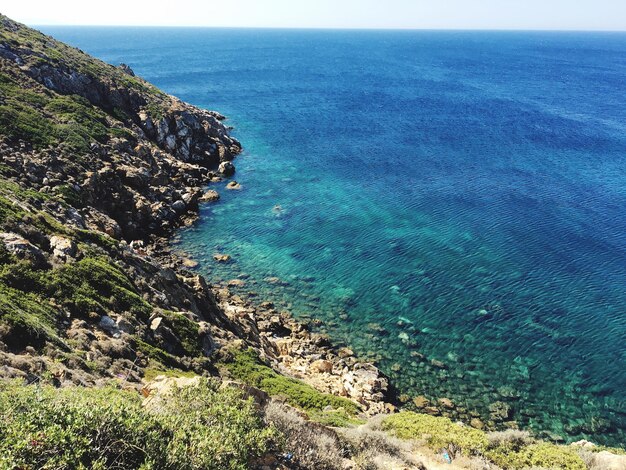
[214,287,391,415]
[0,232,48,267]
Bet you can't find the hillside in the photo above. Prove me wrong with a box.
[0,14,624,470]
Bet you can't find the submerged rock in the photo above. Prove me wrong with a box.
[413,395,430,409]
[181,258,198,268]
[213,253,232,262]
[489,401,512,421]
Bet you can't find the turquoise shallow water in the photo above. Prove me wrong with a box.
[43,27,626,445]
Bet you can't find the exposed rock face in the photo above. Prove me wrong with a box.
[0,16,391,418]
[0,15,241,242]
[0,16,248,385]
[49,235,77,261]
[118,63,135,76]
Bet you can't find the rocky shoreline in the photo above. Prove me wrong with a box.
[147,236,393,416]
[0,12,390,417]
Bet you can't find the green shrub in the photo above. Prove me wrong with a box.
[160,310,203,357]
[0,241,14,265]
[309,408,366,428]
[0,102,55,148]
[142,361,198,382]
[53,184,84,207]
[0,194,26,225]
[382,411,488,456]
[0,381,167,469]
[0,256,152,319]
[0,378,278,469]
[486,442,586,470]
[221,348,360,415]
[75,229,119,251]
[45,257,152,318]
[0,255,156,352]
[46,95,109,152]
[134,338,180,368]
[0,282,62,348]
[160,378,278,469]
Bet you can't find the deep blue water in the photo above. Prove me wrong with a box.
[41,27,626,445]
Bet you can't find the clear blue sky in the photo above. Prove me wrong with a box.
[4,0,626,30]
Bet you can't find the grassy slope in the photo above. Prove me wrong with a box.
[0,14,204,371]
[0,13,169,153]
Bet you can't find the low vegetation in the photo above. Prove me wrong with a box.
[0,255,151,346]
[383,412,589,470]
[264,401,346,470]
[382,411,488,456]
[486,442,586,470]
[0,378,277,469]
[0,69,121,153]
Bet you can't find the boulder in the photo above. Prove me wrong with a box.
[438,397,454,409]
[49,235,77,261]
[581,451,626,470]
[98,315,120,337]
[310,359,334,374]
[199,189,220,202]
[218,161,235,176]
[489,401,512,421]
[171,200,186,214]
[213,253,231,262]
[470,418,485,430]
[150,317,163,331]
[116,316,135,334]
[226,181,241,190]
[142,375,202,409]
[118,63,135,76]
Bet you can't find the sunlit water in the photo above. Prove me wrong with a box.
[43,27,626,445]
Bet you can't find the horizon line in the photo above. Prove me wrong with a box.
[31,23,626,33]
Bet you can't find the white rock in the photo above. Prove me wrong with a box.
[49,235,77,260]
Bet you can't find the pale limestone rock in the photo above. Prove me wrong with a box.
[49,235,77,260]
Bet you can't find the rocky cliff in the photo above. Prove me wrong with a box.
[0,13,388,413]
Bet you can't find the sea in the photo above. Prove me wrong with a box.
[41,26,626,446]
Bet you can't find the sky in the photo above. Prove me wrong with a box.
[3,0,626,31]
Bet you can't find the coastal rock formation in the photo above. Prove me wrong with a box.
[218,160,236,176]
[213,287,391,415]
[0,14,388,416]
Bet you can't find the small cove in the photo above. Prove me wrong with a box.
[43,26,626,445]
